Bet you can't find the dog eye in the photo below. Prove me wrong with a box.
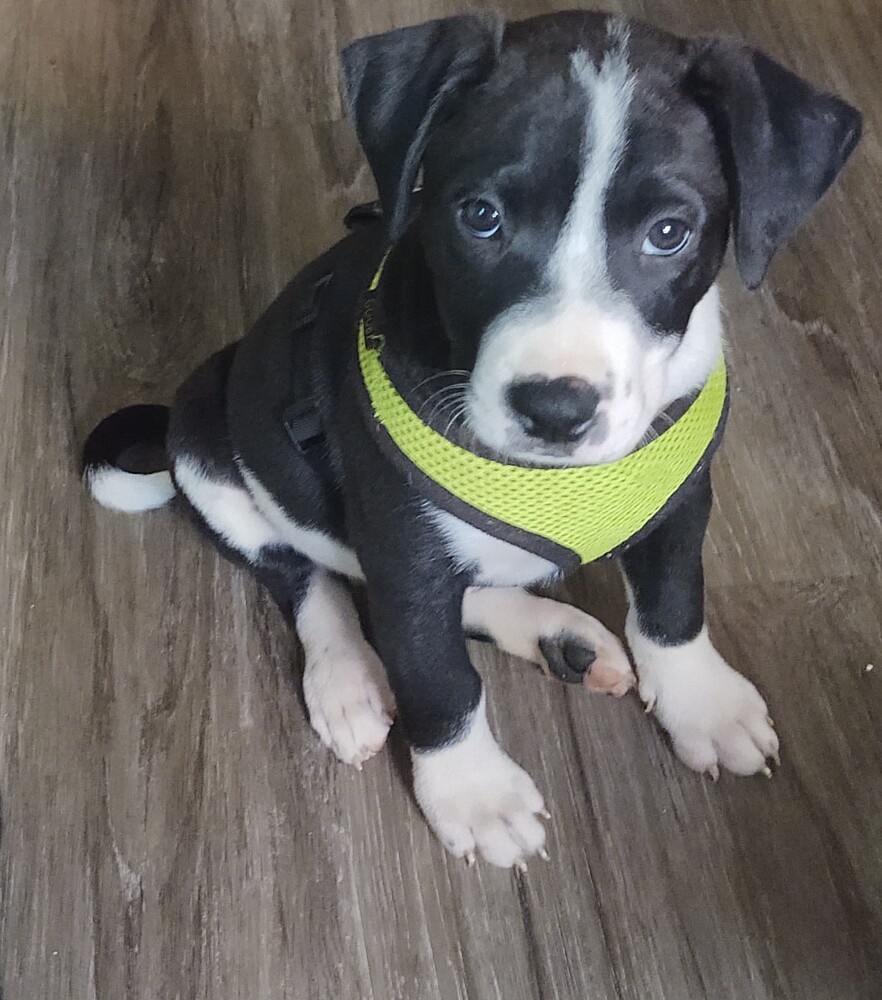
[642,218,691,256]
[460,199,502,238]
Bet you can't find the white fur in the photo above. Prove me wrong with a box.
[467,27,639,464]
[662,284,724,405]
[174,458,364,578]
[297,571,394,768]
[238,464,364,580]
[175,460,390,766]
[426,504,559,586]
[467,283,722,467]
[462,586,634,692]
[626,613,779,777]
[87,467,176,513]
[411,694,547,867]
[466,22,722,468]
[174,458,280,558]
[555,29,634,297]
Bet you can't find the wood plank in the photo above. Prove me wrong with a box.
[1,1,880,998]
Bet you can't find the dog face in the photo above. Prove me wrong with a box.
[418,22,730,464]
[343,12,860,465]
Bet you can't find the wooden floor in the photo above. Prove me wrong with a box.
[1,0,880,997]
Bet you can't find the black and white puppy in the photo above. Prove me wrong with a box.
[84,12,861,868]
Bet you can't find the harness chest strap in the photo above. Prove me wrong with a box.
[350,258,729,571]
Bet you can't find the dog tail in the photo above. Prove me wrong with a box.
[82,404,177,513]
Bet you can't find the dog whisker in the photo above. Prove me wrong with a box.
[442,402,469,439]
[421,384,468,425]
[418,383,464,413]
[424,396,464,427]
[410,369,470,396]
[411,374,470,421]
[459,410,483,453]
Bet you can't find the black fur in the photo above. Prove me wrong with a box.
[84,12,861,757]
[167,344,315,620]
[341,14,504,239]
[538,633,597,684]
[82,404,169,476]
[686,39,862,288]
[620,472,713,645]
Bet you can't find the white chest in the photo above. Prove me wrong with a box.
[426,505,560,587]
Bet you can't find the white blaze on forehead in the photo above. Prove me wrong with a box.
[465,21,718,466]
[551,24,635,297]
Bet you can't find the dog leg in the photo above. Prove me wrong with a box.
[620,472,779,778]
[462,587,635,695]
[296,570,395,768]
[166,353,393,766]
[346,474,547,865]
[177,485,393,767]
[411,692,548,868]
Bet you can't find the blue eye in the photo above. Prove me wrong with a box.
[460,198,502,238]
[642,218,691,256]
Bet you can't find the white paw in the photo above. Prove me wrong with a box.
[412,698,548,868]
[303,644,395,768]
[632,628,779,778]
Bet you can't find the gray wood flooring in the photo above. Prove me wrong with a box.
[1,1,880,997]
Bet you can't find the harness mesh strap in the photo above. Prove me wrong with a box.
[356,258,728,568]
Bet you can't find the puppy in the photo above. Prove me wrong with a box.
[83,12,861,868]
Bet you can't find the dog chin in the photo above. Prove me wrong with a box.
[475,422,650,468]
[467,386,659,467]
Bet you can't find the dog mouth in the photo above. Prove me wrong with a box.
[499,420,614,465]
[497,428,643,467]
[411,372,666,469]
[461,379,661,467]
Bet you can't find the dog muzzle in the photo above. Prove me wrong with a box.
[355,259,729,572]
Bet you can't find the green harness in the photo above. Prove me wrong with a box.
[355,260,729,571]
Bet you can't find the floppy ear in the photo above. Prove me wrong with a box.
[687,40,862,288]
[341,13,503,239]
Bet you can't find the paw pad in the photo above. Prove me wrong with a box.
[538,631,596,683]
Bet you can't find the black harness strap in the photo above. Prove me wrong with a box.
[280,272,333,478]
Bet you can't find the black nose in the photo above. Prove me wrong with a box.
[506,376,600,444]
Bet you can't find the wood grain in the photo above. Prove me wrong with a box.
[1,1,880,997]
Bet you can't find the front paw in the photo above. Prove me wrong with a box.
[462,588,635,695]
[634,629,779,778]
[537,621,635,695]
[412,705,548,868]
[303,644,395,769]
